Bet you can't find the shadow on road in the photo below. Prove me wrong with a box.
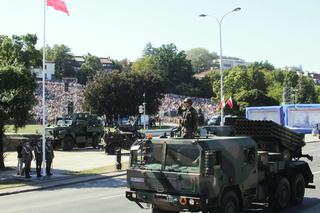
[243,197,320,213]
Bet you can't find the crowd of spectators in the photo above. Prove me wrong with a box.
[32,81,85,123]
[31,83,216,124]
[158,94,217,124]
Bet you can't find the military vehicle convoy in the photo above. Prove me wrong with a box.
[126,120,315,213]
[46,113,104,151]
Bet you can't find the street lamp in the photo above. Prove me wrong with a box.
[200,7,241,126]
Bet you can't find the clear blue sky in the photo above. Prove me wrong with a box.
[1,0,319,71]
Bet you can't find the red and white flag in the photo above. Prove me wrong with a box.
[227,97,233,109]
[219,96,226,109]
[47,0,69,15]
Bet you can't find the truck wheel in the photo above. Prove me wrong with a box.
[107,143,121,155]
[62,136,74,151]
[270,177,291,211]
[290,173,305,205]
[92,135,100,149]
[215,191,240,213]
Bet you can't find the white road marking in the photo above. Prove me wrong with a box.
[100,194,123,200]
[313,171,320,175]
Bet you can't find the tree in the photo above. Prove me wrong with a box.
[295,75,317,104]
[0,35,38,168]
[78,54,102,84]
[83,71,164,118]
[185,48,217,73]
[45,44,75,79]
[112,58,132,72]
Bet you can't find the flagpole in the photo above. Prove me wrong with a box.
[42,0,47,176]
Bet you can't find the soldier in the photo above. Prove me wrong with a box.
[178,98,198,138]
[16,141,23,176]
[45,140,54,176]
[198,108,205,126]
[34,141,43,177]
[21,141,33,178]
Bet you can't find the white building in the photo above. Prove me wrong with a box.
[32,62,55,81]
[213,56,248,70]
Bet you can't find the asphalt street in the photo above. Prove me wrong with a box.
[1,142,320,213]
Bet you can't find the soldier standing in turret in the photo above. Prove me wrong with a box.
[178,98,198,139]
[45,140,54,176]
[34,141,43,178]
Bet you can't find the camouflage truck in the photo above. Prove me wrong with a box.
[104,124,145,155]
[46,113,104,151]
[126,120,315,213]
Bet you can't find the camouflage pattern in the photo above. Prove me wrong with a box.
[178,106,198,139]
[126,120,314,212]
[45,113,104,150]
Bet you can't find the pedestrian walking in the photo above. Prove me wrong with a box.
[21,142,33,178]
[34,141,43,177]
[45,140,54,176]
[16,141,23,176]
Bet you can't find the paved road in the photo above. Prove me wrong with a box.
[1,143,320,213]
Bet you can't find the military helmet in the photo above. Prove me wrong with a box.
[183,98,193,105]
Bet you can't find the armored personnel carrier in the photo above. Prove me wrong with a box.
[126,120,314,213]
[104,124,145,155]
[46,113,104,151]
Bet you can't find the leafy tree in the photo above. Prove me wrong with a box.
[185,48,217,73]
[112,58,132,72]
[295,75,317,103]
[132,56,156,74]
[235,89,278,114]
[78,54,102,84]
[143,42,155,56]
[83,71,164,118]
[45,44,75,79]
[249,61,275,72]
[0,35,38,168]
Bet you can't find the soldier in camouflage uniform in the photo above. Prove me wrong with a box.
[34,141,43,177]
[21,142,33,178]
[45,140,54,176]
[178,98,198,138]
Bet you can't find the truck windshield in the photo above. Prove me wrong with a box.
[164,144,200,173]
[131,143,163,170]
[131,142,200,173]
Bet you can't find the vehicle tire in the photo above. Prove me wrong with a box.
[290,173,305,205]
[107,143,121,155]
[270,176,291,211]
[62,136,74,151]
[213,191,240,213]
[92,135,100,149]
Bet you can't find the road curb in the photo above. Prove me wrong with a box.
[0,171,126,197]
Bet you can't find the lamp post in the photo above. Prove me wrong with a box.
[200,7,241,126]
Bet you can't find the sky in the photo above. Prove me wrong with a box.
[1,0,320,71]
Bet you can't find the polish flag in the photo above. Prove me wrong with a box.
[227,97,233,109]
[47,0,69,15]
[219,96,226,109]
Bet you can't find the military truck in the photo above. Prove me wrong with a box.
[46,113,104,151]
[104,124,145,155]
[126,120,315,213]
